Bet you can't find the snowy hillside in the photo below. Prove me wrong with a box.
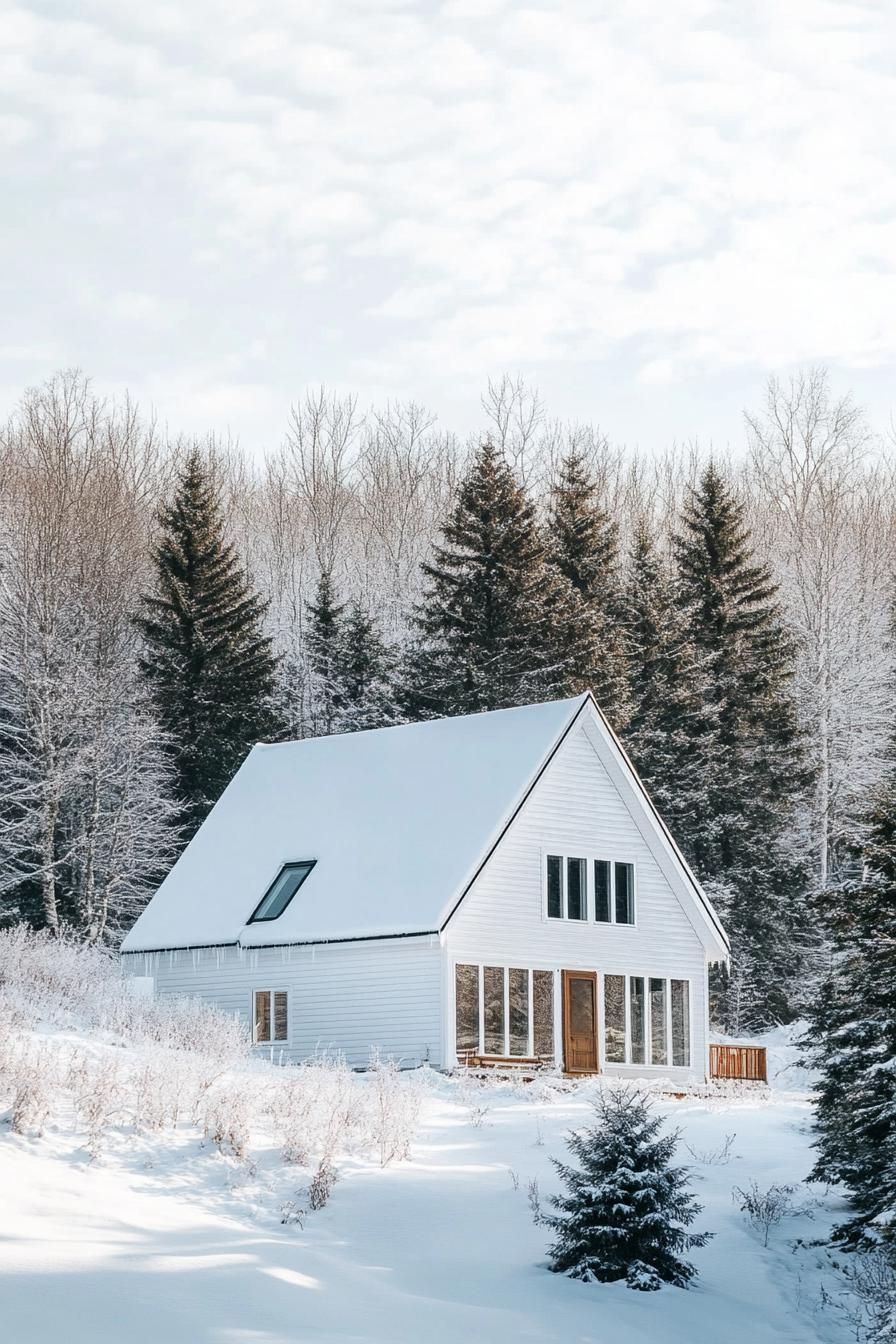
[0,933,874,1343]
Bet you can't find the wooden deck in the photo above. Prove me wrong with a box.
[709,1042,768,1083]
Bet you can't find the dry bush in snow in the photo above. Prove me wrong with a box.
[8,1042,56,1136]
[200,1083,253,1159]
[0,927,250,1065]
[308,1157,338,1211]
[733,1180,799,1246]
[366,1053,421,1166]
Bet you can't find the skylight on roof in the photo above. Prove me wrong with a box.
[248,861,316,923]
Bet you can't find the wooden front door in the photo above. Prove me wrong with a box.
[562,970,599,1074]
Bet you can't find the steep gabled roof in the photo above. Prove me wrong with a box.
[121,695,589,953]
[121,692,730,959]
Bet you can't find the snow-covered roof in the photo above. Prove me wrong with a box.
[121,696,589,953]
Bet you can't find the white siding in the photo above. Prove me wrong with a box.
[122,936,442,1069]
[444,715,709,1078]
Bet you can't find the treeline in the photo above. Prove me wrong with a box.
[0,369,893,1039]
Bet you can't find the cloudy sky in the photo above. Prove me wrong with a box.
[2,0,895,454]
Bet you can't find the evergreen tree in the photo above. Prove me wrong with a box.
[137,451,281,833]
[401,439,585,718]
[548,451,628,724]
[806,773,896,1254]
[337,599,395,731]
[305,570,347,735]
[305,573,394,735]
[621,523,714,849]
[674,464,812,1030]
[545,1088,711,1290]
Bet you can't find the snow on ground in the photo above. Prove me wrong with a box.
[0,1024,857,1344]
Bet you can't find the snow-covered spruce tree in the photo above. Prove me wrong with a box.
[805,773,896,1254]
[305,569,347,736]
[621,523,715,853]
[305,571,395,736]
[547,450,629,725]
[336,599,396,732]
[137,449,282,834]
[400,438,586,718]
[545,1088,711,1290]
[675,463,812,1031]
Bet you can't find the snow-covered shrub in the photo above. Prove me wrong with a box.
[732,1180,798,1247]
[308,1157,338,1210]
[839,1250,896,1343]
[200,1083,253,1159]
[366,1053,421,1166]
[8,1043,55,1136]
[74,1055,126,1156]
[545,1087,712,1290]
[0,927,250,1065]
[267,1055,354,1164]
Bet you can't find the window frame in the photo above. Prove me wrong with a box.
[542,849,637,927]
[599,972,692,1069]
[452,962,557,1061]
[248,860,317,924]
[252,987,290,1044]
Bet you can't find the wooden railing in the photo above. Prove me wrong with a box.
[710,1043,768,1083]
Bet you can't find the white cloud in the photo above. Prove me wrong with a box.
[1,0,895,446]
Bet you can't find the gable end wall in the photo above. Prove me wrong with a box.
[443,715,709,1076]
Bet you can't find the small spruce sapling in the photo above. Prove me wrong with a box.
[544,1087,711,1291]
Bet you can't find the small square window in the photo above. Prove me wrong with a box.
[249,861,316,923]
[254,989,288,1043]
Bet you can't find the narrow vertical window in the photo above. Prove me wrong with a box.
[533,970,554,1058]
[483,966,505,1054]
[594,860,611,922]
[629,976,646,1064]
[650,978,667,1065]
[604,974,626,1062]
[671,980,690,1067]
[546,855,563,919]
[273,991,289,1042]
[455,964,479,1054]
[615,862,635,924]
[254,990,271,1043]
[509,968,529,1056]
[567,857,586,920]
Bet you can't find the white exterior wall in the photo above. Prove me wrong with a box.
[122,935,442,1069]
[443,715,710,1079]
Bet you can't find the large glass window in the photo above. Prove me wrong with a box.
[629,976,646,1064]
[249,862,316,922]
[615,863,635,925]
[600,974,688,1068]
[509,968,529,1055]
[533,971,554,1058]
[455,964,479,1053]
[650,978,667,1065]
[254,990,288,1043]
[604,974,626,1063]
[455,966,555,1060]
[567,858,586,920]
[546,855,563,919]
[483,966,505,1054]
[671,980,690,1067]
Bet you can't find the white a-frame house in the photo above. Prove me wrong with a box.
[121,694,729,1079]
